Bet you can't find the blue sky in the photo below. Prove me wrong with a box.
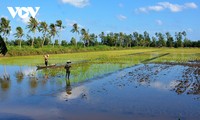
[0,0,199,41]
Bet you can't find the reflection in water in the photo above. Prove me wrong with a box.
[173,67,200,95]
[0,63,124,97]
[0,78,10,91]
[15,67,24,83]
[0,65,10,91]
[29,77,38,89]
[66,79,72,95]
[0,62,199,102]
[59,84,88,100]
[125,64,200,96]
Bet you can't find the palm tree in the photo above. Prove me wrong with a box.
[71,23,79,46]
[81,28,90,47]
[39,21,48,47]
[49,23,57,47]
[27,16,39,48]
[55,20,65,45]
[114,33,119,47]
[14,27,24,48]
[119,32,124,47]
[81,28,86,47]
[99,32,105,45]
[0,17,11,43]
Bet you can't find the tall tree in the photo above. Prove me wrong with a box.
[81,28,86,47]
[81,28,90,47]
[89,33,97,46]
[49,23,57,47]
[175,32,183,47]
[155,32,165,47]
[138,34,144,46]
[55,20,65,45]
[133,32,139,46]
[114,33,119,47]
[27,16,39,48]
[0,17,11,43]
[144,31,151,47]
[150,36,157,47]
[182,31,190,47]
[14,27,24,48]
[119,32,124,47]
[166,32,173,47]
[39,21,48,47]
[99,32,105,45]
[0,35,7,55]
[124,34,132,47]
[71,23,79,46]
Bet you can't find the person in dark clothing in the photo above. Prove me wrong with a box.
[44,54,49,66]
[65,60,71,80]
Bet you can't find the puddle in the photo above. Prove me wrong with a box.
[0,63,200,120]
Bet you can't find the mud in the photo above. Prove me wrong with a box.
[0,63,200,120]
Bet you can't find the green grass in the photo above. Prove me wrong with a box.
[1,48,199,84]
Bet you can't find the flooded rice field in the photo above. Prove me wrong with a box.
[0,49,200,120]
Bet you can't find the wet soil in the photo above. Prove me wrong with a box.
[0,62,200,120]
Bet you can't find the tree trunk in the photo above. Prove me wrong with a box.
[32,33,35,48]
[42,34,46,48]
[19,38,21,48]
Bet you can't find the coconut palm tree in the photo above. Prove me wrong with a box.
[99,32,105,45]
[71,23,79,46]
[55,20,65,45]
[27,16,39,48]
[14,27,24,48]
[49,23,57,47]
[81,28,90,47]
[119,32,124,47]
[81,28,86,47]
[39,21,48,47]
[0,17,11,43]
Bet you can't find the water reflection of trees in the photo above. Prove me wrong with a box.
[0,65,10,91]
[29,76,38,89]
[15,67,24,83]
[0,77,10,91]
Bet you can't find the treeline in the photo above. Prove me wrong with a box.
[0,17,200,49]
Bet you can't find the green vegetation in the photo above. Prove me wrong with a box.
[0,17,199,57]
[0,48,199,85]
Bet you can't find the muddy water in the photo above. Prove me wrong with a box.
[0,63,200,120]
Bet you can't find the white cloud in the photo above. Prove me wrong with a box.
[158,2,183,12]
[61,0,90,8]
[184,2,198,9]
[156,20,163,25]
[148,5,164,11]
[21,17,30,24]
[136,2,198,13]
[58,85,88,100]
[66,18,84,28]
[117,14,127,21]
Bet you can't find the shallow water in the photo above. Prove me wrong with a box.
[0,63,200,120]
